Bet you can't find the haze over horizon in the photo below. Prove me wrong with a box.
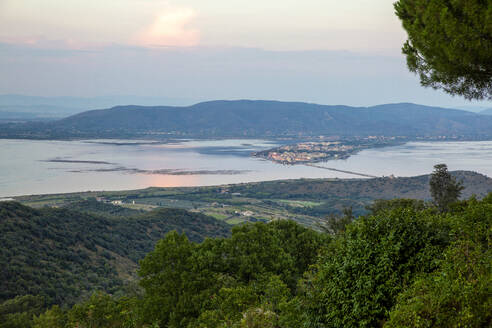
[1,0,491,108]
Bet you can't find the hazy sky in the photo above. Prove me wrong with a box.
[1,0,490,108]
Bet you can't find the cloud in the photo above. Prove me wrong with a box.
[137,7,199,47]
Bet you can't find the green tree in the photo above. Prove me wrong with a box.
[195,275,290,328]
[386,241,491,328]
[429,164,464,212]
[238,308,278,328]
[301,207,451,327]
[394,0,492,100]
[33,306,66,328]
[138,231,200,328]
[67,292,128,328]
[137,222,326,327]
[318,207,354,234]
[366,198,427,216]
[386,195,492,327]
[0,295,46,328]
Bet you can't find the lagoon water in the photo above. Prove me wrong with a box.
[1,139,492,197]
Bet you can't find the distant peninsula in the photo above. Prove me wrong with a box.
[252,137,404,165]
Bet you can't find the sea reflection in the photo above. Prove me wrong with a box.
[143,173,200,188]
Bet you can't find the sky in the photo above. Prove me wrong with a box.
[0,0,490,108]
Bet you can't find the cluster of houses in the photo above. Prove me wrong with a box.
[95,197,134,205]
[256,141,356,164]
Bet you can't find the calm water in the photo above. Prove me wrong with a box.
[1,139,492,197]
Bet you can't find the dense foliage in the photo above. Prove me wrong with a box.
[0,202,230,306]
[386,195,492,327]
[300,195,491,327]
[137,221,327,327]
[2,193,491,327]
[395,0,492,100]
[301,207,451,327]
[0,295,46,328]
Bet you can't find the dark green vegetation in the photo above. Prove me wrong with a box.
[65,199,144,217]
[3,193,490,327]
[302,196,491,328]
[430,164,464,212]
[138,221,326,328]
[3,101,492,139]
[395,0,492,100]
[0,201,230,307]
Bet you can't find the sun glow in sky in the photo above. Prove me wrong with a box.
[136,7,200,47]
[0,0,403,51]
[0,0,490,107]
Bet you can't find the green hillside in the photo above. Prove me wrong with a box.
[4,194,489,328]
[0,202,230,306]
[228,170,492,200]
[13,171,492,227]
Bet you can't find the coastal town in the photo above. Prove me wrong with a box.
[252,137,404,164]
[252,141,353,164]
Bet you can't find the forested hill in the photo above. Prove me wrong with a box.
[0,201,230,306]
[7,195,490,327]
[3,100,492,138]
[228,170,492,201]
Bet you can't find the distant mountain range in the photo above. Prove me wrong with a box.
[0,94,196,121]
[2,100,492,139]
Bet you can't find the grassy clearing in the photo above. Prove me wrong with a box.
[120,203,157,211]
[226,218,247,225]
[205,212,230,220]
[276,200,323,207]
